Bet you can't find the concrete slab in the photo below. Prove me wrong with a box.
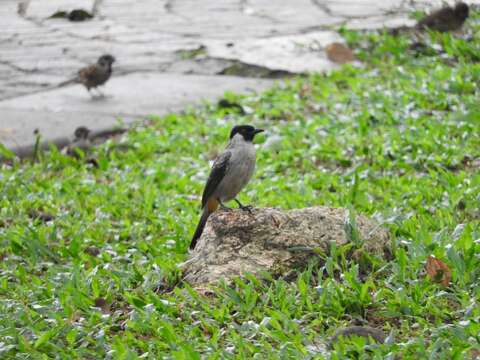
[0,72,274,154]
[206,31,350,74]
[3,0,480,156]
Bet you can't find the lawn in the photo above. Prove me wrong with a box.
[1,15,480,359]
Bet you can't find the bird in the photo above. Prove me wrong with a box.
[73,126,91,140]
[66,126,91,156]
[190,125,264,250]
[416,2,469,32]
[61,54,115,97]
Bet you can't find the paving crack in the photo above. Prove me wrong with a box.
[92,0,104,16]
[311,0,410,20]
[310,0,334,16]
[239,0,279,24]
[164,0,190,21]
[213,57,298,78]
[0,69,171,102]
[0,59,36,74]
[0,34,18,44]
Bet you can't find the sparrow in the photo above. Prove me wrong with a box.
[416,2,469,32]
[61,54,115,96]
[190,125,264,250]
[66,126,91,156]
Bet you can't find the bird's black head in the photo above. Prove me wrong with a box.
[74,126,90,140]
[97,54,115,66]
[454,2,469,20]
[229,125,264,142]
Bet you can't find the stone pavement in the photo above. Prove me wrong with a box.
[0,0,474,155]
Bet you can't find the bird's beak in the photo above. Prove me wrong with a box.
[254,128,264,135]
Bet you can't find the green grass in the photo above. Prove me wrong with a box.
[1,17,480,359]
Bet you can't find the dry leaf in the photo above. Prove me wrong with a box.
[469,348,480,359]
[299,84,312,99]
[426,256,451,286]
[0,128,15,139]
[326,42,355,64]
[94,297,110,314]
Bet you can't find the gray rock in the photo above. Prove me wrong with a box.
[182,206,390,285]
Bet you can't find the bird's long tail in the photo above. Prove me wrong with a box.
[57,77,80,87]
[190,208,211,250]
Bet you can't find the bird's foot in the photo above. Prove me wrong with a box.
[240,205,253,214]
[93,88,106,98]
[219,202,233,212]
[234,199,253,213]
[89,91,102,100]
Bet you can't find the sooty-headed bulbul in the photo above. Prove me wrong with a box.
[190,125,264,250]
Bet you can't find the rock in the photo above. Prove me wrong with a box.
[182,206,390,286]
[49,10,69,19]
[68,9,93,22]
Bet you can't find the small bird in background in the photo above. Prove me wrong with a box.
[416,2,469,32]
[190,125,264,250]
[66,126,91,156]
[61,54,115,97]
[64,127,100,167]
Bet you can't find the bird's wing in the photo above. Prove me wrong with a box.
[201,150,232,208]
[418,8,451,28]
[78,64,99,82]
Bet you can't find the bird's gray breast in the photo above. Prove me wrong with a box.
[214,142,256,202]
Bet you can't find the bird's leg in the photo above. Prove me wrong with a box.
[95,88,105,97]
[219,200,233,211]
[234,198,253,213]
[87,88,96,99]
[88,88,103,100]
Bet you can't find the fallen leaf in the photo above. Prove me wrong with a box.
[469,348,480,359]
[299,84,312,99]
[326,42,355,64]
[94,297,110,313]
[0,128,15,139]
[426,256,451,286]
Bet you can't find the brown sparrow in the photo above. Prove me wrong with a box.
[416,2,469,32]
[69,54,115,97]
